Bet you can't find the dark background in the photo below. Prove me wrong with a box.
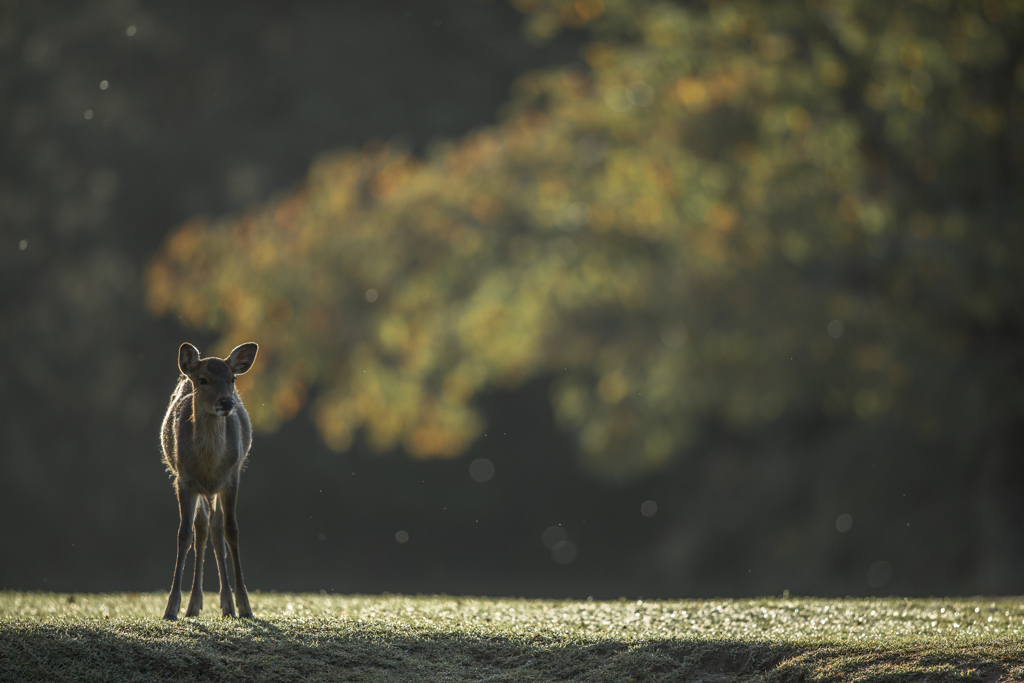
[2,0,1022,599]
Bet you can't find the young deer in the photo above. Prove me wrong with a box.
[161,342,259,620]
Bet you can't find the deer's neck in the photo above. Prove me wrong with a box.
[191,398,227,460]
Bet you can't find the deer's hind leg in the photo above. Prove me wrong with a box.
[220,483,252,618]
[209,495,235,617]
[184,496,211,617]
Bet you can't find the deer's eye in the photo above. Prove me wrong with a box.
[198,377,208,385]
[231,377,236,383]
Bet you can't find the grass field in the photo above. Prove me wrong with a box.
[2,592,1023,682]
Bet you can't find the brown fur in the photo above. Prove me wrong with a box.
[161,342,258,620]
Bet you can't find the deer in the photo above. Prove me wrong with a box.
[161,341,259,620]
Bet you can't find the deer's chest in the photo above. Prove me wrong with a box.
[182,419,243,495]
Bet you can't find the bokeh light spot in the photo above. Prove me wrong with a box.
[641,500,657,517]
[827,319,844,339]
[659,323,688,349]
[469,457,495,483]
[675,78,708,109]
[835,513,853,533]
[395,530,409,544]
[626,80,654,107]
[551,540,578,564]
[604,85,632,112]
[564,202,587,228]
[541,525,567,549]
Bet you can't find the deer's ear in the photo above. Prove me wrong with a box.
[227,342,258,375]
[179,343,201,375]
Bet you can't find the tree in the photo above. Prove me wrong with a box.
[147,0,1024,481]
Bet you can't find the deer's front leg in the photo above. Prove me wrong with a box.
[220,483,252,618]
[185,496,210,617]
[164,481,199,620]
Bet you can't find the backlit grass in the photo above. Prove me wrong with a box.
[2,592,1023,681]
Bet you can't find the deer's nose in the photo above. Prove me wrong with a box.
[219,398,234,412]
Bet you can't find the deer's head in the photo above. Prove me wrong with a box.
[178,342,258,417]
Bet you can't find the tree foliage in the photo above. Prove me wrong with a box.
[147,0,1024,480]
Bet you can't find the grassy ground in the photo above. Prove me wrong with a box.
[2,592,1023,682]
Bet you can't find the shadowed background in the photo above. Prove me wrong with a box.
[2,0,1023,599]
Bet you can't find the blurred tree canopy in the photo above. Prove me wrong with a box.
[147,0,1024,481]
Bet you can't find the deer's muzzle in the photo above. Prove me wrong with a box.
[216,398,235,416]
